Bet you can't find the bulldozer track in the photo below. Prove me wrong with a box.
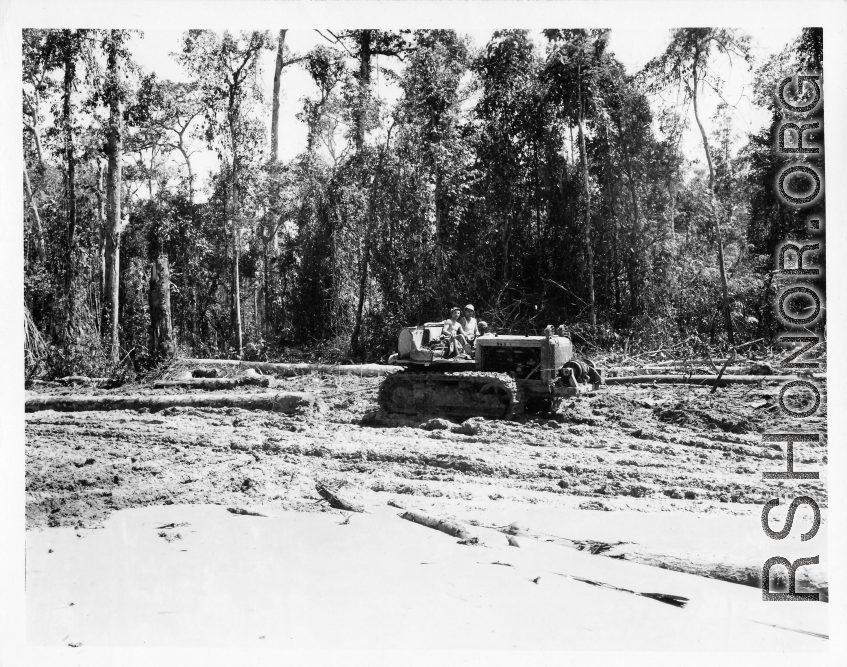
[378,371,519,420]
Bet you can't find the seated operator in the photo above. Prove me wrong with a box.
[457,304,480,353]
[440,307,464,357]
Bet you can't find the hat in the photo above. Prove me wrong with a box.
[450,306,461,313]
[464,304,475,312]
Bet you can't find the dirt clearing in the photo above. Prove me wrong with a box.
[25,374,828,598]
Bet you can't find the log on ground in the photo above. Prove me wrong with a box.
[152,377,270,390]
[25,391,318,414]
[399,509,475,541]
[315,483,364,512]
[609,366,768,376]
[604,374,823,386]
[181,358,398,377]
[500,524,828,600]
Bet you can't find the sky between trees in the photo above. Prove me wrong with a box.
[128,27,799,200]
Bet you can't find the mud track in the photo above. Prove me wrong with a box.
[26,375,827,530]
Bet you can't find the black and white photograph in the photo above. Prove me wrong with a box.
[3,0,846,662]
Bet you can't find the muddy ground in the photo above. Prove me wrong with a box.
[25,373,827,531]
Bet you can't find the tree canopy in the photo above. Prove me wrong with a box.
[23,28,824,379]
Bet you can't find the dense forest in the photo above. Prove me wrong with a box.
[22,28,824,378]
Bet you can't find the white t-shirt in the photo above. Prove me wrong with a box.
[442,319,462,336]
[459,316,479,337]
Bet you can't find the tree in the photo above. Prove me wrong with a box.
[642,28,752,345]
[300,45,347,154]
[177,30,272,357]
[330,30,408,151]
[544,29,613,328]
[269,30,307,162]
[327,30,407,356]
[102,30,131,363]
[398,30,470,276]
[132,76,205,202]
[46,30,92,331]
[22,30,57,263]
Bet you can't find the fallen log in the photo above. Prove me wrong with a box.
[651,359,740,367]
[57,376,108,386]
[711,350,737,394]
[609,366,763,376]
[499,523,828,601]
[25,391,318,414]
[192,368,222,378]
[182,358,398,377]
[399,509,476,541]
[604,374,824,387]
[152,377,270,390]
[227,507,268,517]
[315,483,364,513]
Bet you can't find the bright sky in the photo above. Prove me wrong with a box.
[128,27,802,197]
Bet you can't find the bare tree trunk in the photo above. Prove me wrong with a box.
[356,30,372,152]
[62,40,77,320]
[668,177,677,240]
[177,144,194,203]
[230,172,243,357]
[615,117,642,316]
[148,253,174,361]
[692,69,734,345]
[266,29,288,333]
[350,150,384,357]
[23,164,46,262]
[434,168,444,272]
[350,195,375,358]
[96,161,106,304]
[271,29,287,163]
[577,68,597,327]
[103,31,124,364]
[24,125,44,165]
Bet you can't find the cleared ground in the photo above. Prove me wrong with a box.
[24,373,830,647]
[25,374,828,529]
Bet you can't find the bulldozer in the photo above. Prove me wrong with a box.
[380,323,603,420]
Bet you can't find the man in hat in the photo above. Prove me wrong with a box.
[457,304,480,354]
[440,307,464,358]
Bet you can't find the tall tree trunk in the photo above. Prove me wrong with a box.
[62,37,77,327]
[356,30,372,152]
[434,167,444,272]
[148,252,174,361]
[615,117,642,316]
[230,172,243,357]
[96,161,106,307]
[175,141,194,203]
[266,29,288,329]
[271,29,287,162]
[668,177,677,240]
[103,31,124,364]
[350,151,383,357]
[23,164,46,262]
[350,232,371,359]
[692,67,734,345]
[263,236,271,340]
[577,68,597,327]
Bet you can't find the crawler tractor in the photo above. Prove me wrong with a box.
[380,323,603,420]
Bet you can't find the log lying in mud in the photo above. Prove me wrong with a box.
[604,374,824,387]
[182,358,398,377]
[610,366,767,375]
[652,359,742,367]
[399,510,476,541]
[25,391,318,414]
[315,483,365,513]
[152,377,271,390]
[58,375,109,386]
[501,524,828,601]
